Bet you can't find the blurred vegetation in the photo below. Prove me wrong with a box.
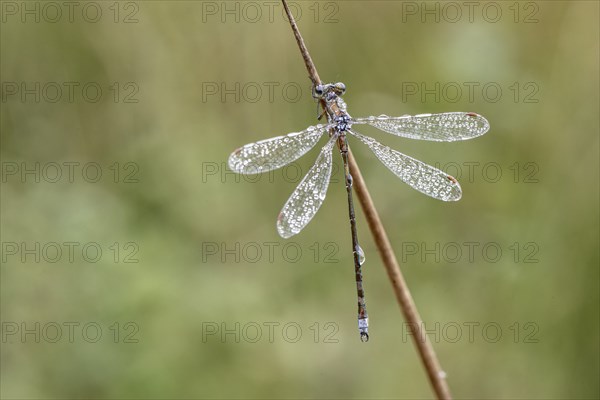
[1,1,598,399]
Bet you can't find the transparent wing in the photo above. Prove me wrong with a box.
[228,124,331,174]
[277,134,338,238]
[350,131,461,201]
[353,112,489,142]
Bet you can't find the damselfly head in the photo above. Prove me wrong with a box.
[313,82,347,99]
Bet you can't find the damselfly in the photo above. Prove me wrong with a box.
[228,82,490,341]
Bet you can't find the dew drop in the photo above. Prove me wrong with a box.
[356,245,366,266]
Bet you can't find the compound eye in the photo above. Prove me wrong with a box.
[314,85,324,96]
[335,82,346,94]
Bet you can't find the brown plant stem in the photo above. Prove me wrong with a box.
[281,1,453,399]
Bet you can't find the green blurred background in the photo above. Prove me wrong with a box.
[1,1,598,399]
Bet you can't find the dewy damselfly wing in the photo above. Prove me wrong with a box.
[228,82,490,341]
